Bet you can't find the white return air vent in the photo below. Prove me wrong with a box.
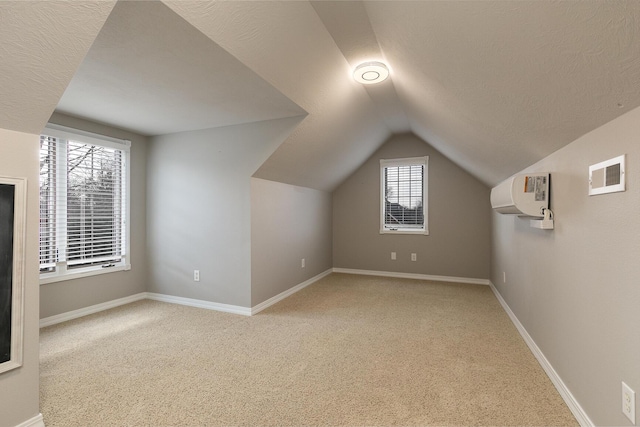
[589,154,625,196]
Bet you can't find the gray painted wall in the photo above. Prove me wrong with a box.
[491,106,640,425]
[40,113,148,318]
[0,129,40,426]
[333,133,491,280]
[251,178,332,306]
[147,117,304,308]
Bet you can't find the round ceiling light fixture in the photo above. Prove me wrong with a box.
[353,61,389,84]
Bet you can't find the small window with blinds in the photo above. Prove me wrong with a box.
[39,124,130,283]
[380,156,428,234]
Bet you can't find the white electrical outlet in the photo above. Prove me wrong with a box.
[301,258,305,268]
[193,270,200,282]
[623,381,636,424]
[503,272,506,283]
[391,252,396,260]
[411,253,417,262]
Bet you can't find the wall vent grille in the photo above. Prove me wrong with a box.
[589,154,625,196]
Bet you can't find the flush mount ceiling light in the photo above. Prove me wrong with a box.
[353,61,389,84]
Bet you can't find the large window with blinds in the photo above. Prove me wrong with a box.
[380,156,428,234]
[39,125,130,283]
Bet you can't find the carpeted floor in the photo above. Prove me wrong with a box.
[40,273,578,426]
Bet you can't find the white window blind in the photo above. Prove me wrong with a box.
[39,135,57,272]
[39,125,130,282]
[380,156,428,234]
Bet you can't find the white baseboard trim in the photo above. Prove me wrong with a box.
[488,281,593,427]
[251,268,333,315]
[39,270,334,326]
[14,413,45,427]
[40,293,147,328]
[332,268,490,286]
[145,292,251,316]
[38,269,483,327]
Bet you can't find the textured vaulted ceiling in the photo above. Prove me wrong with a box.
[363,1,640,186]
[0,1,116,134]
[163,0,390,191]
[3,1,640,190]
[55,1,306,136]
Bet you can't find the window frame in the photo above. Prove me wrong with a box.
[380,156,429,235]
[39,124,131,285]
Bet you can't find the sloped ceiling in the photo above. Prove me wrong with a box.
[363,1,640,186]
[162,0,391,192]
[55,1,306,136]
[3,1,640,190]
[0,1,116,134]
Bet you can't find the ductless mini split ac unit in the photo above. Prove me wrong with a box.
[491,173,554,229]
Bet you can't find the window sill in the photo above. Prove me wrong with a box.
[380,228,429,235]
[40,264,131,285]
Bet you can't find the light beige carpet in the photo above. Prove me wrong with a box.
[40,273,578,426]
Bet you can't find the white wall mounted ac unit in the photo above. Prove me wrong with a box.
[490,173,549,217]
